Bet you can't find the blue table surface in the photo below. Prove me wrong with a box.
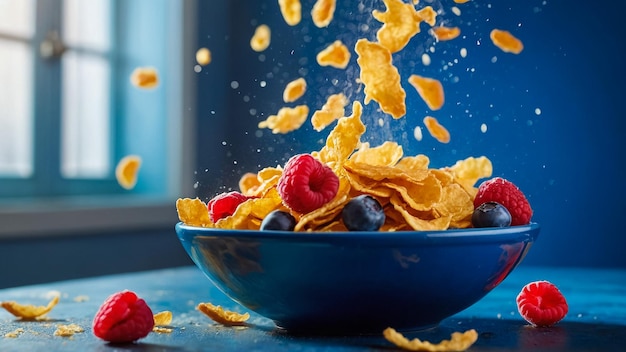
[1,265,625,351]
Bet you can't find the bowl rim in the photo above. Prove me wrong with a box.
[176,222,540,246]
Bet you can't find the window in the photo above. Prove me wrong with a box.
[0,0,197,235]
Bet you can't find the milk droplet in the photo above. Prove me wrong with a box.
[414,126,423,141]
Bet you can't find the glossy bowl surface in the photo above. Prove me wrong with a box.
[176,222,540,333]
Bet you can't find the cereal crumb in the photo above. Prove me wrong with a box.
[4,328,25,338]
[73,295,89,303]
[54,324,84,337]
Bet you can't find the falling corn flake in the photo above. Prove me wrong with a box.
[316,40,351,69]
[490,29,524,54]
[258,105,309,134]
[423,116,450,143]
[311,93,348,131]
[408,74,445,111]
[383,327,478,351]
[1,295,60,320]
[453,0,471,4]
[283,77,307,103]
[355,38,406,119]
[250,24,271,52]
[372,0,425,53]
[431,26,461,41]
[54,324,84,337]
[311,0,336,28]
[197,302,250,326]
[417,6,437,26]
[130,67,159,89]
[195,47,212,66]
[115,155,142,190]
[278,0,301,26]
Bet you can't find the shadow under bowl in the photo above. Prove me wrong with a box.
[175,222,539,334]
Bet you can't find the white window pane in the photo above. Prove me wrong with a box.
[0,40,33,177]
[61,51,111,178]
[62,0,111,51]
[0,0,35,38]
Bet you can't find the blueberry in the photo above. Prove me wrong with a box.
[472,202,512,228]
[260,210,296,231]
[342,195,385,231]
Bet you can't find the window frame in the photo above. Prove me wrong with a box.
[0,0,197,238]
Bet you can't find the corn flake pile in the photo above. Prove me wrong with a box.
[177,100,492,232]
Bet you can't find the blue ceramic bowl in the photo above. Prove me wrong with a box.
[175,222,539,333]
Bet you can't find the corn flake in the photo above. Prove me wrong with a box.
[258,105,309,134]
[372,0,423,53]
[1,295,60,320]
[490,29,524,54]
[383,327,478,351]
[197,302,250,326]
[176,198,213,227]
[315,101,365,169]
[431,26,461,41]
[423,116,450,143]
[196,47,212,66]
[115,155,142,190]
[239,172,262,196]
[445,156,493,197]
[349,141,403,167]
[416,6,437,26]
[215,188,282,230]
[130,67,159,89]
[453,0,471,3]
[250,24,271,52]
[316,40,351,69]
[153,310,173,326]
[355,39,406,119]
[408,75,445,111]
[283,77,307,103]
[311,93,348,131]
[278,0,301,26]
[311,0,336,28]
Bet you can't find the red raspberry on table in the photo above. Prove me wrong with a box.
[516,281,568,327]
[92,290,154,343]
[277,154,339,213]
[207,191,250,222]
[473,177,533,226]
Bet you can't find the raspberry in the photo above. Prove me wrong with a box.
[277,154,339,213]
[473,177,533,226]
[208,191,249,222]
[92,290,154,343]
[516,281,568,327]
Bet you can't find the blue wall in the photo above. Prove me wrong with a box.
[193,1,625,267]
